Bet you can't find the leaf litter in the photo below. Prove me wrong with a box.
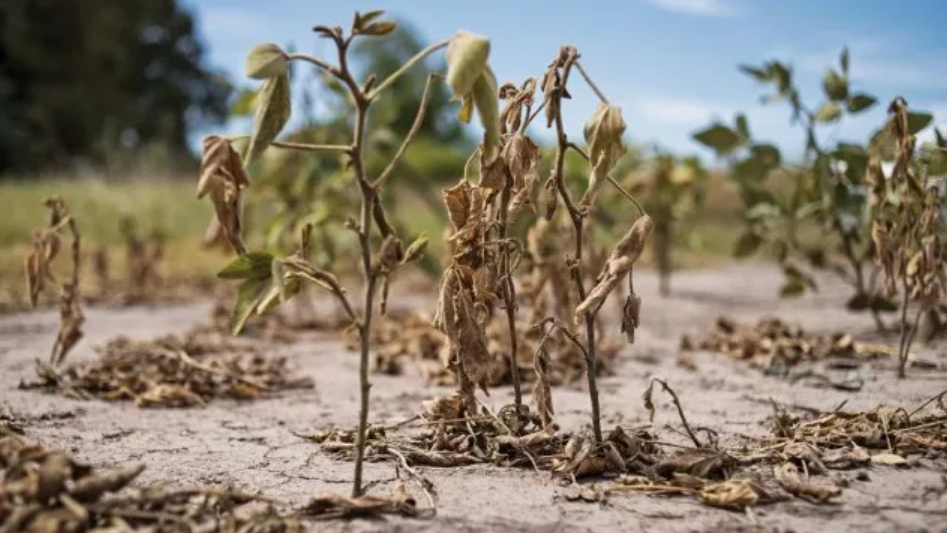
[24,322,313,408]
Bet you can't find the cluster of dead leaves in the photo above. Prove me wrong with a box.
[0,431,302,532]
[686,316,891,374]
[363,310,618,387]
[27,324,312,408]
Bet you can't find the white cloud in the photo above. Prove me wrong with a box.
[643,0,734,17]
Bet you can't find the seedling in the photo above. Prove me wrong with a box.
[200,11,463,499]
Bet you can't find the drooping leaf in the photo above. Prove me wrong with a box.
[217,251,275,280]
[840,47,849,74]
[245,43,288,80]
[247,72,292,165]
[739,64,770,82]
[847,93,877,114]
[402,234,429,263]
[232,277,271,335]
[446,31,490,100]
[472,67,501,163]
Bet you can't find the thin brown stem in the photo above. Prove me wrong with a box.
[549,52,603,444]
[897,278,910,379]
[373,74,440,188]
[498,177,523,411]
[574,60,609,105]
[286,53,339,77]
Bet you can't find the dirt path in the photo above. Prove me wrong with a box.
[2,265,946,532]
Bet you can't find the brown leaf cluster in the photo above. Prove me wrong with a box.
[30,325,312,408]
[691,316,890,373]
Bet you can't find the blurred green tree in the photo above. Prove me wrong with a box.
[0,0,231,174]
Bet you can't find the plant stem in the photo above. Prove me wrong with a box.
[897,277,910,379]
[550,51,602,444]
[498,174,523,411]
[574,60,609,105]
[331,36,376,498]
[373,74,439,188]
[368,40,449,100]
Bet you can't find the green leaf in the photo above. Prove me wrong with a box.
[733,232,762,258]
[847,93,877,114]
[354,10,385,29]
[232,277,271,335]
[779,275,807,298]
[402,234,429,264]
[218,252,275,280]
[230,88,259,117]
[739,64,770,82]
[822,68,848,101]
[247,72,292,165]
[245,43,288,80]
[360,21,397,36]
[840,47,849,74]
[907,112,934,134]
[751,143,781,167]
[692,124,742,154]
[736,114,751,140]
[814,102,843,123]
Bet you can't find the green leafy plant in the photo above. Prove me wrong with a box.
[693,48,933,329]
[198,11,453,499]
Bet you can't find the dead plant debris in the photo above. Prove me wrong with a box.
[0,431,314,532]
[24,325,312,408]
[688,316,900,375]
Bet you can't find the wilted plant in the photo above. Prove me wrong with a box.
[625,151,708,296]
[119,215,165,304]
[432,42,649,446]
[23,196,84,367]
[870,98,947,377]
[693,49,934,329]
[199,11,462,500]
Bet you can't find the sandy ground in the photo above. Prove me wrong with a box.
[2,265,947,533]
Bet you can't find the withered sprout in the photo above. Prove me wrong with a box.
[531,46,648,444]
[200,11,453,499]
[23,197,84,367]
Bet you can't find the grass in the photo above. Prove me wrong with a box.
[0,170,749,305]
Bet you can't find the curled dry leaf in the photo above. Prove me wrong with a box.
[198,136,251,255]
[574,215,653,324]
[773,462,841,503]
[580,103,627,209]
[503,134,541,213]
[699,479,760,510]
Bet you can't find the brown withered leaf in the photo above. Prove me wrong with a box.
[699,479,760,510]
[503,134,541,213]
[773,462,841,503]
[198,135,251,254]
[479,153,508,190]
[575,215,653,324]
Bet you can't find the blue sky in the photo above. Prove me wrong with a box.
[182,0,947,161]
